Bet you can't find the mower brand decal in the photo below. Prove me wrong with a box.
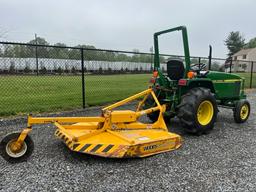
[144,144,158,151]
[102,144,114,153]
[143,140,175,151]
[90,144,103,152]
[79,144,91,152]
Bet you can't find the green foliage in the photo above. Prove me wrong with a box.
[225,31,245,57]
[241,63,247,70]
[71,66,77,74]
[98,67,103,74]
[40,66,47,74]
[1,36,155,64]
[244,37,256,48]
[9,61,15,73]
[211,62,221,71]
[219,64,225,72]
[64,64,69,73]
[24,63,31,73]
[57,66,63,75]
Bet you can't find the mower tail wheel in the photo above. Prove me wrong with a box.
[233,99,250,123]
[0,132,34,163]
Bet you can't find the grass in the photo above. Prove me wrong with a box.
[234,73,256,88]
[0,72,255,117]
[0,74,151,116]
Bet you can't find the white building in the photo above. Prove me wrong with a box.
[231,48,256,72]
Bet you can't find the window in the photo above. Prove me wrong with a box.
[243,55,247,59]
[234,56,237,61]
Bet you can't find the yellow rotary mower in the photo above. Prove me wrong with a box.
[0,89,181,163]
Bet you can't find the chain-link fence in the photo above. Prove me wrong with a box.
[0,41,255,116]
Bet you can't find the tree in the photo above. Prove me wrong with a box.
[50,43,69,59]
[244,37,256,48]
[40,66,47,74]
[9,61,15,74]
[241,63,247,71]
[224,31,245,57]
[71,66,77,74]
[211,62,220,71]
[24,62,31,73]
[28,37,49,45]
[57,66,63,75]
[64,64,69,73]
[107,67,112,74]
[28,37,50,58]
[98,67,103,74]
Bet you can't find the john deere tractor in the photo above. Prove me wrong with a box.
[145,26,250,135]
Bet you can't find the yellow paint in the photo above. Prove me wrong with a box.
[197,100,214,126]
[240,104,249,120]
[111,110,137,123]
[212,79,241,83]
[16,88,181,158]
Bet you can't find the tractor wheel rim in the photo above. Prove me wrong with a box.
[6,139,27,158]
[197,100,214,126]
[240,104,249,120]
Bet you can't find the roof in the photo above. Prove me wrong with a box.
[233,48,256,56]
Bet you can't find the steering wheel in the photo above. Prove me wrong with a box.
[190,63,207,72]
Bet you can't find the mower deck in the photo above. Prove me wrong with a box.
[54,122,181,158]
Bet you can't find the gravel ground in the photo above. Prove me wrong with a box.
[0,91,255,192]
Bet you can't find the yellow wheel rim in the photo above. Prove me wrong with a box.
[240,104,249,120]
[197,100,214,126]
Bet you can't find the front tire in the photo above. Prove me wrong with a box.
[0,132,34,163]
[177,88,218,135]
[233,100,250,123]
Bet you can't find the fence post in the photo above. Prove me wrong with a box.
[229,59,232,73]
[198,57,201,69]
[250,61,254,89]
[35,45,39,76]
[81,48,86,108]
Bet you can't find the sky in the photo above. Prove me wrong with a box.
[0,0,255,58]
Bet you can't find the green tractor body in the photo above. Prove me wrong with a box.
[147,26,250,134]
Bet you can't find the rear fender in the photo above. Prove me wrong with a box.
[186,80,215,93]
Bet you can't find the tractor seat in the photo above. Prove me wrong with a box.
[166,59,185,80]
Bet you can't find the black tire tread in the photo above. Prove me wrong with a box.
[177,88,218,135]
[0,132,34,163]
[233,99,250,123]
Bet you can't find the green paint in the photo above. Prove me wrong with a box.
[152,26,248,114]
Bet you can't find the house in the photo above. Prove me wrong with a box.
[229,48,256,72]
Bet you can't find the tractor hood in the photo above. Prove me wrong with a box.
[206,71,242,80]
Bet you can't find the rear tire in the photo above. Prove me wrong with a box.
[177,88,218,135]
[0,132,34,163]
[143,93,171,123]
[233,100,250,123]
[144,94,159,122]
